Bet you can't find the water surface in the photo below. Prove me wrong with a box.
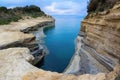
[38,15,84,73]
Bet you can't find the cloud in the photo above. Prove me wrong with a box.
[44,1,87,16]
[7,6,15,9]
[0,0,87,16]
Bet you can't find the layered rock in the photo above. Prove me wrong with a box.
[65,2,120,76]
[0,17,55,65]
[0,48,119,80]
[0,17,54,32]
[0,31,35,49]
[81,2,120,71]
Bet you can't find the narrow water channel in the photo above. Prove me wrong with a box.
[37,15,84,73]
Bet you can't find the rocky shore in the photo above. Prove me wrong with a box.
[0,47,119,80]
[0,17,55,65]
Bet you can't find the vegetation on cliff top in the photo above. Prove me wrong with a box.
[0,5,47,25]
[87,0,120,13]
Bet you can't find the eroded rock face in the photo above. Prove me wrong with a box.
[65,3,120,80]
[0,48,119,80]
[0,48,34,80]
[0,17,55,32]
[0,17,55,65]
[69,2,120,74]
[0,31,35,49]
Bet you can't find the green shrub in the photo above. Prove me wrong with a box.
[0,5,46,25]
[87,0,120,13]
[0,6,7,13]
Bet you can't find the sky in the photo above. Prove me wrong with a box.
[0,0,88,16]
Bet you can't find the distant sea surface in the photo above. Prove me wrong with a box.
[37,15,85,73]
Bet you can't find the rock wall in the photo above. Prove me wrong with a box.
[0,48,119,80]
[0,17,55,65]
[65,3,120,80]
[81,2,120,71]
[66,2,120,75]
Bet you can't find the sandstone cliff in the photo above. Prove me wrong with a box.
[0,48,119,80]
[0,17,55,65]
[65,1,120,78]
[80,1,120,72]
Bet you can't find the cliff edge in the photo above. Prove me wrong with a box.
[65,1,120,79]
[80,1,120,72]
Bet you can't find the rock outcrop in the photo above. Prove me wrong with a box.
[0,17,55,65]
[0,31,35,49]
[0,48,119,80]
[65,1,120,78]
[0,17,54,32]
[81,2,120,71]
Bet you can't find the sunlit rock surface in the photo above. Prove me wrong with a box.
[0,48,119,80]
[65,2,120,76]
[0,17,54,32]
[0,31,35,49]
[0,17,54,65]
[81,2,120,71]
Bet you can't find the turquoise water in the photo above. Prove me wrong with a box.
[38,16,84,73]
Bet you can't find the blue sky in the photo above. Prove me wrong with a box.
[0,0,88,16]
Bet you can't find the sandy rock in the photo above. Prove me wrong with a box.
[0,47,117,80]
[0,17,54,32]
[0,31,35,49]
[0,48,35,80]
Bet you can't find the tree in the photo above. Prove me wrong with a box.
[24,5,41,13]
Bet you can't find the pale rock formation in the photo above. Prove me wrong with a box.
[0,48,119,80]
[0,17,54,32]
[0,17,55,65]
[0,31,34,49]
[65,1,120,76]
